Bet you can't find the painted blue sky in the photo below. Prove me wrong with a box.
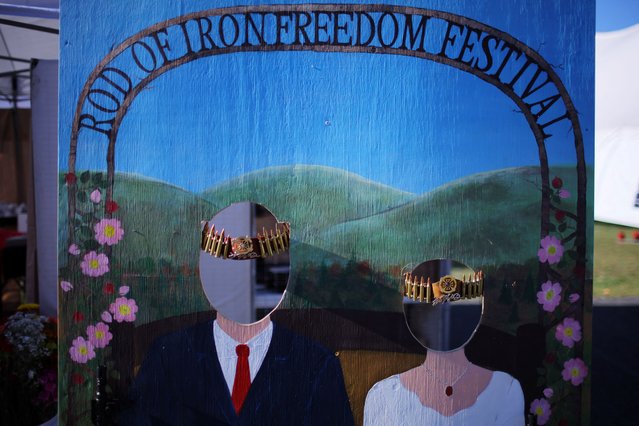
[60,0,595,194]
[597,0,639,31]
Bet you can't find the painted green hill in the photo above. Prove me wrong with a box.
[58,172,215,273]
[312,166,582,269]
[200,164,415,240]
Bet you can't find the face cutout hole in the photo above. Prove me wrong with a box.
[403,259,483,352]
[199,202,289,324]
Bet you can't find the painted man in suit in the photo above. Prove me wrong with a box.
[119,205,354,425]
[119,314,354,425]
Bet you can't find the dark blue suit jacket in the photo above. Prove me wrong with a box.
[119,320,354,425]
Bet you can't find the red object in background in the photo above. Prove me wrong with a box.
[64,172,77,185]
[552,176,563,189]
[103,282,115,295]
[633,230,639,241]
[0,229,24,250]
[105,200,119,213]
[617,231,626,241]
[71,373,84,385]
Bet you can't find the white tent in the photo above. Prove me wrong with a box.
[595,23,639,228]
[0,1,58,109]
[0,1,58,316]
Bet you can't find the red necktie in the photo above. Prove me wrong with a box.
[231,344,251,414]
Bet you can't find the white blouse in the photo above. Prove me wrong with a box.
[363,371,524,426]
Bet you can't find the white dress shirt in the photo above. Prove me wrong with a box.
[213,320,274,394]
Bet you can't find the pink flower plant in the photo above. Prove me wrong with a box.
[69,336,96,364]
[87,322,113,348]
[37,369,57,405]
[530,398,551,425]
[558,189,571,199]
[60,281,73,292]
[537,235,564,264]
[68,243,80,255]
[543,387,554,399]
[555,317,582,348]
[562,358,588,386]
[109,297,138,323]
[90,189,102,203]
[536,281,562,312]
[569,293,580,303]
[101,311,113,323]
[119,285,130,296]
[94,218,124,246]
[80,251,109,277]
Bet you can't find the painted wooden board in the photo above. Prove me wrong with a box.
[59,1,594,425]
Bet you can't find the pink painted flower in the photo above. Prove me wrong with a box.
[558,189,571,199]
[94,218,124,246]
[538,235,564,264]
[569,293,580,303]
[69,336,96,364]
[555,317,582,348]
[562,357,588,385]
[90,189,102,203]
[530,398,551,425]
[109,297,138,323]
[101,311,113,323]
[537,281,562,312]
[543,387,554,399]
[60,280,73,292]
[80,251,109,277]
[87,322,113,348]
[119,285,130,296]
[68,243,80,255]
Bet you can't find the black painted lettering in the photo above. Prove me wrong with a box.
[378,12,399,48]
[196,17,217,51]
[87,89,121,113]
[492,41,522,81]
[507,57,535,89]
[539,112,570,138]
[400,14,429,51]
[476,34,497,72]
[275,12,292,45]
[131,40,157,73]
[528,93,562,120]
[219,14,239,47]
[355,12,375,46]
[178,21,195,54]
[332,12,353,46]
[151,28,171,65]
[438,21,464,57]
[314,11,331,45]
[457,28,482,66]
[97,67,132,98]
[293,12,312,45]
[520,68,553,100]
[243,13,266,46]
[78,114,113,137]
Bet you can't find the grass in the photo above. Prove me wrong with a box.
[594,221,639,298]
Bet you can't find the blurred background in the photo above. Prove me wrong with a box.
[0,0,637,424]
